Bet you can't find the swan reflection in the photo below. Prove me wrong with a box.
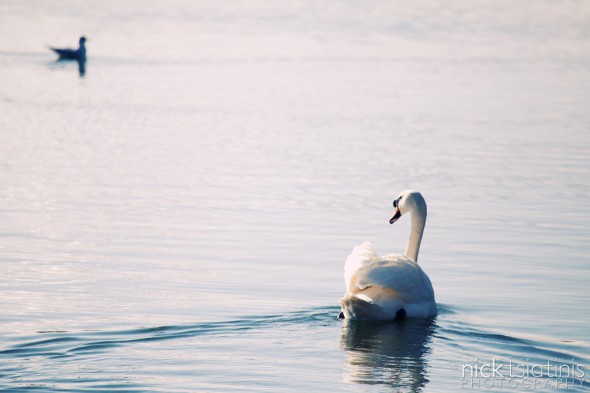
[340,318,436,391]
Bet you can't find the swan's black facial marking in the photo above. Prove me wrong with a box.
[338,311,345,319]
[390,197,402,224]
[390,196,403,224]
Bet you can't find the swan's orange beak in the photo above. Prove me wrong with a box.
[389,207,401,224]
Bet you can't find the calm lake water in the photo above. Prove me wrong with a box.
[1,1,589,392]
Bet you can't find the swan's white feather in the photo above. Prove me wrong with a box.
[343,241,379,293]
[339,190,435,320]
[360,254,434,302]
[340,241,436,320]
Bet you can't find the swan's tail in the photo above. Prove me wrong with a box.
[340,294,406,320]
[340,292,407,321]
[340,296,382,320]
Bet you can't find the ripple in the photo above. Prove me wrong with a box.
[0,306,341,360]
[1,305,588,392]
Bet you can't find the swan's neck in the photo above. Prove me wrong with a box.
[404,207,426,262]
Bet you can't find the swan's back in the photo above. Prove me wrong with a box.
[341,241,436,320]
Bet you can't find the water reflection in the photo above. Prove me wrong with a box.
[49,58,87,77]
[76,58,86,77]
[340,318,436,391]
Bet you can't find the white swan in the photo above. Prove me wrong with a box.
[339,190,436,320]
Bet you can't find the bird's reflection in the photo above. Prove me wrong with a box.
[340,317,436,391]
[50,58,87,78]
[76,58,86,77]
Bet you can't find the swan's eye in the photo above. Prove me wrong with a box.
[393,197,401,208]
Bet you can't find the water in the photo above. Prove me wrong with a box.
[1,1,589,391]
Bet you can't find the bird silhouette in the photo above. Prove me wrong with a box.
[50,36,86,61]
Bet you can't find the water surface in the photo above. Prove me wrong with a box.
[1,1,589,391]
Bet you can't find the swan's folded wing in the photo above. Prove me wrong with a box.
[344,241,379,293]
[356,257,434,302]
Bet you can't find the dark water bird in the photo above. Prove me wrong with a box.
[50,36,87,61]
[49,36,87,76]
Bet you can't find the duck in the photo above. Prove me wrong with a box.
[339,190,436,320]
[50,36,86,61]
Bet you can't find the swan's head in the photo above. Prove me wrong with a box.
[389,190,426,224]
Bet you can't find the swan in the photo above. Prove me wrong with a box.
[339,190,436,320]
